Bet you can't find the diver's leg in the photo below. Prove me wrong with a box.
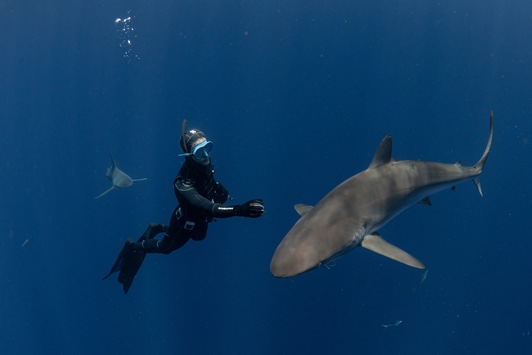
[137,223,169,242]
[126,223,168,252]
[134,226,190,254]
[130,207,193,254]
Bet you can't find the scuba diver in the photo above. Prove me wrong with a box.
[103,120,265,293]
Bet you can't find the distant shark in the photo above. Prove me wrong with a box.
[95,154,148,199]
[271,113,494,278]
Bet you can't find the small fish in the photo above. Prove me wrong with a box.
[382,320,403,329]
[21,239,29,248]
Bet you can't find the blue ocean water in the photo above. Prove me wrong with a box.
[1,0,531,354]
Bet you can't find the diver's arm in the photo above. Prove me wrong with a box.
[212,199,264,218]
[175,180,264,218]
[175,179,217,212]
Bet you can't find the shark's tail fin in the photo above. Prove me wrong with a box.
[109,153,117,167]
[473,112,494,172]
[472,112,494,197]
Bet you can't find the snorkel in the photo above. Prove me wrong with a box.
[180,119,190,155]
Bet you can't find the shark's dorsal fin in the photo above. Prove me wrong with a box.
[368,135,393,169]
[294,204,313,216]
[361,233,425,269]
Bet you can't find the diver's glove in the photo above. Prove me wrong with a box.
[212,199,264,218]
[235,199,264,218]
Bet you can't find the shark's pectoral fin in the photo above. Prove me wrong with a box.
[294,204,314,216]
[361,234,425,269]
[131,178,148,182]
[95,186,115,199]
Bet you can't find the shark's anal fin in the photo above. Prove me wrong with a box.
[361,234,425,269]
[294,204,314,216]
[418,197,432,206]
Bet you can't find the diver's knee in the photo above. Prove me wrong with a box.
[148,223,159,230]
[148,223,169,234]
[191,234,206,242]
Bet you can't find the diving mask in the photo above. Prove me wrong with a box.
[179,139,213,160]
[190,140,213,159]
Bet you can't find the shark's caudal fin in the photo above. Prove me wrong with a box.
[473,112,494,171]
[472,112,494,197]
[109,153,118,168]
[361,233,425,269]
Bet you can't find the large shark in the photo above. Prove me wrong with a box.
[271,113,494,278]
[95,154,148,199]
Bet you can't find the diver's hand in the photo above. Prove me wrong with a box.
[235,199,264,218]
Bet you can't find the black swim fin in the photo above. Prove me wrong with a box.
[103,239,146,294]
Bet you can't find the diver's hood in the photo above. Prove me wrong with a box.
[180,119,207,155]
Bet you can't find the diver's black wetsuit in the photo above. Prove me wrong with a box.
[134,158,238,254]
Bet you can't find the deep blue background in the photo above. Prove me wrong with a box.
[1,1,531,354]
